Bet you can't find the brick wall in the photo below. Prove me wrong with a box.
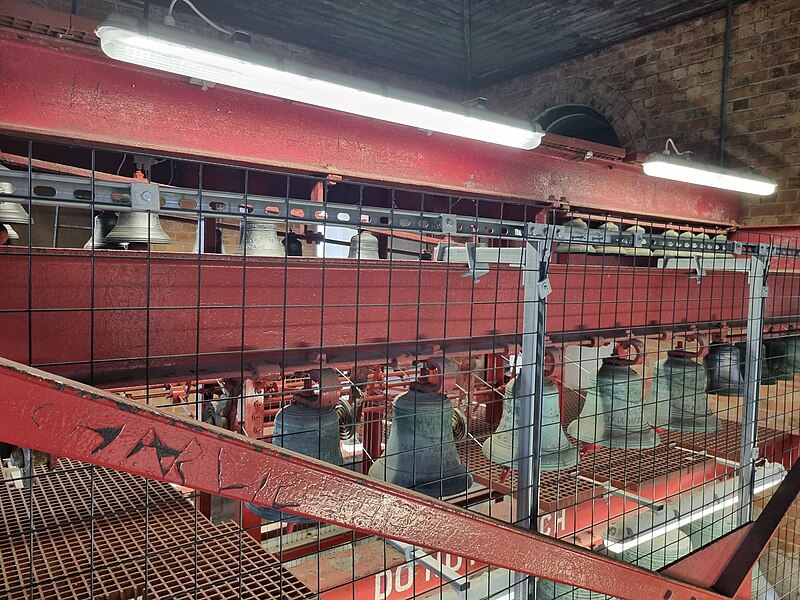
[477,0,800,226]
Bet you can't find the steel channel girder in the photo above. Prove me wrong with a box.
[0,248,748,386]
[0,27,739,225]
[0,357,745,600]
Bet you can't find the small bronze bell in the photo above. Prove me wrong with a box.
[84,212,128,250]
[237,220,285,257]
[104,211,171,246]
[348,231,380,259]
[705,343,744,396]
[556,218,597,254]
[283,230,304,256]
[0,201,33,225]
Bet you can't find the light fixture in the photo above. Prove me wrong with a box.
[95,13,544,150]
[603,495,738,554]
[604,462,785,553]
[643,139,776,196]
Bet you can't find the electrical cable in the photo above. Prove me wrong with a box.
[167,0,233,35]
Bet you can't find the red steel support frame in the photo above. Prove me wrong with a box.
[0,23,738,225]
[0,357,759,600]
[0,248,748,386]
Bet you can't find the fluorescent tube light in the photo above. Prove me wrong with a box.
[604,463,786,554]
[95,14,544,150]
[604,495,737,554]
[643,152,777,196]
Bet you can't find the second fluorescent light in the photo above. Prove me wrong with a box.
[643,152,777,196]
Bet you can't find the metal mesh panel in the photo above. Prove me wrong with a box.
[0,135,797,600]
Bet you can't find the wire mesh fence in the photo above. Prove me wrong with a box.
[0,135,797,600]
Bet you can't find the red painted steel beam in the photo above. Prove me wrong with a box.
[0,356,745,600]
[0,29,739,225]
[0,248,748,386]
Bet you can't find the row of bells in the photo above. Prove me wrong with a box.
[1,202,382,258]
[555,218,729,257]
[569,339,800,451]
[247,340,800,522]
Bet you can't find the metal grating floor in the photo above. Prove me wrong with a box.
[0,459,314,600]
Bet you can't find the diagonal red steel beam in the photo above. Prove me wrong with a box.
[0,356,741,600]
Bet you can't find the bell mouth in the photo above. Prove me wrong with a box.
[368,457,473,499]
[245,502,317,524]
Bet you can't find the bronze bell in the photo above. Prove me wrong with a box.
[786,336,800,375]
[0,201,33,225]
[736,341,775,386]
[555,218,597,254]
[84,212,128,250]
[247,402,344,523]
[705,343,744,396]
[764,339,794,382]
[369,374,472,498]
[104,211,171,246]
[283,230,304,256]
[482,376,579,471]
[348,231,380,259]
[649,347,721,433]
[567,347,659,449]
[237,220,285,257]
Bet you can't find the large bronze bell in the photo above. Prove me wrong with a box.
[705,343,744,396]
[0,201,33,225]
[247,402,344,523]
[736,341,775,386]
[369,375,472,498]
[104,211,171,246]
[567,347,659,449]
[649,346,721,432]
[786,336,800,375]
[764,339,794,382]
[84,212,128,250]
[482,376,578,471]
[348,231,380,259]
[237,220,285,257]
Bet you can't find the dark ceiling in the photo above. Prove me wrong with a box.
[163,0,737,89]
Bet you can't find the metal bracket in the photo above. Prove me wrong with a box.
[129,181,161,212]
[387,539,470,593]
[690,255,706,284]
[463,242,489,282]
[440,214,458,235]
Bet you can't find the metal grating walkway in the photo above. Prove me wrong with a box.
[0,459,314,600]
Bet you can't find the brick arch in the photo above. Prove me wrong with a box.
[527,76,649,153]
